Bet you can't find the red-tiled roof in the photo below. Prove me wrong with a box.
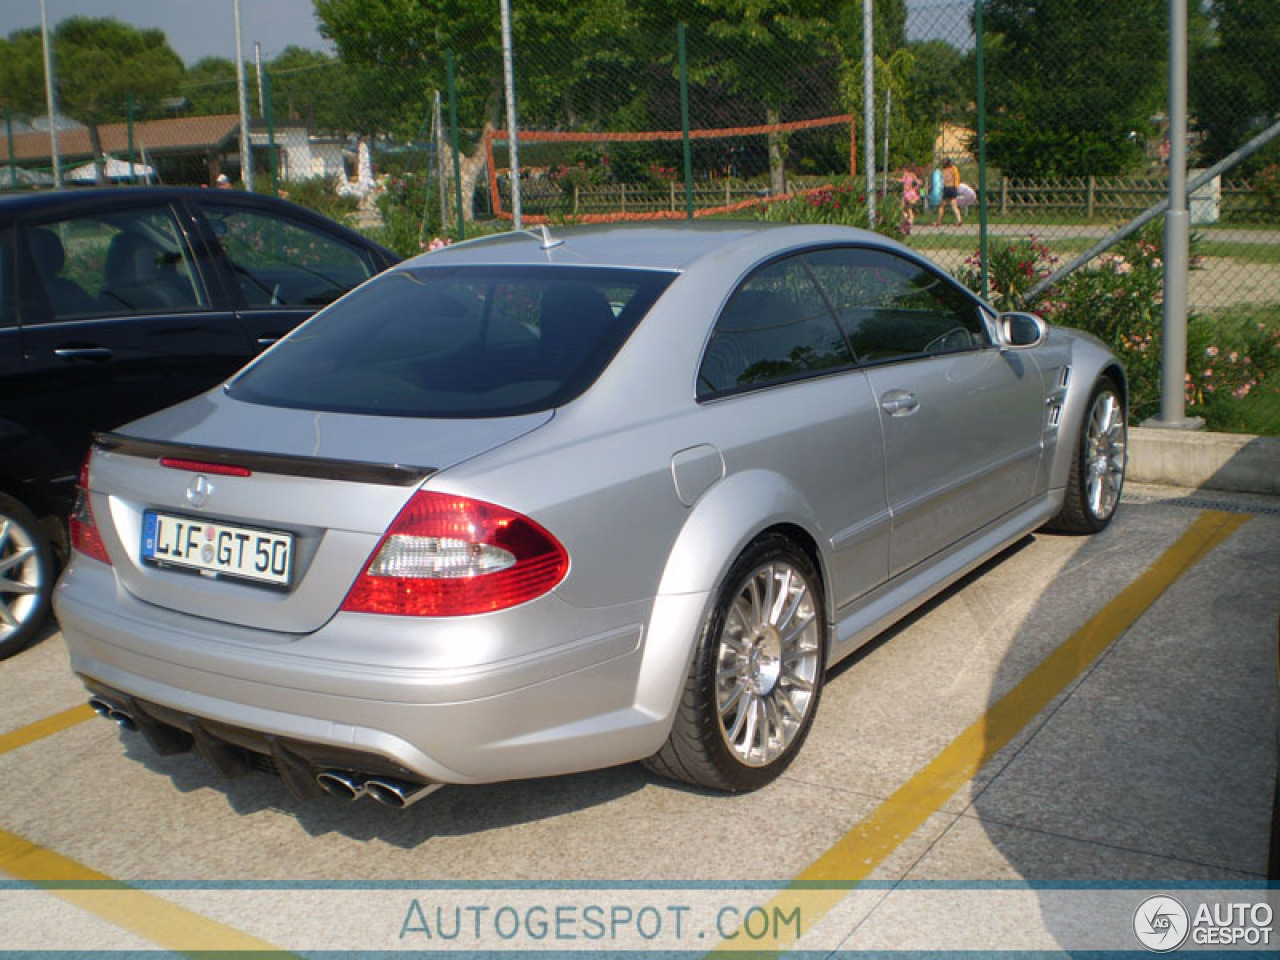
[9,115,241,164]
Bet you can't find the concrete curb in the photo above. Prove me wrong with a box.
[1128,426,1280,495]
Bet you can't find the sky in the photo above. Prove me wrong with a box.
[0,0,331,65]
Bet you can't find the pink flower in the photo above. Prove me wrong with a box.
[1206,346,1219,358]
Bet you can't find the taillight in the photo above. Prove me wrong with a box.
[340,491,568,617]
[69,455,111,565]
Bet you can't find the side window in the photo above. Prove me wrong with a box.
[23,208,206,322]
[806,247,989,363]
[198,203,375,309]
[697,255,854,398]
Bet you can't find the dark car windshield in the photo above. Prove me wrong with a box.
[227,264,675,418]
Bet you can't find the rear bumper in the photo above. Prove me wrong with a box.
[55,559,705,785]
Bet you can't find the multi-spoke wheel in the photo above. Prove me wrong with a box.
[0,493,55,660]
[646,534,826,792]
[1048,378,1127,534]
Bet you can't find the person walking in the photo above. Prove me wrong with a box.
[933,157,963,227]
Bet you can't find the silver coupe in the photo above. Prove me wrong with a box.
[55,222,1127,807]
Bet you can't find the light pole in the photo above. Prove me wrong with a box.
[233,0,253,190]
[40,0,62,188]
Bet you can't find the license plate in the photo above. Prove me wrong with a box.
[141,512,293,587]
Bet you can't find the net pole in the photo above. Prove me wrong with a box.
[974,0,990,298]
[500,0,523,230]
[678,23,695,220]
[862,0,875,224]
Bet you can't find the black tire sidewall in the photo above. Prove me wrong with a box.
[692,534,827,792]
[0,492,55,660]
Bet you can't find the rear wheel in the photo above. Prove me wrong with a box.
[646,535,826,792]
[1047,378,1127,534]
[0,493,55,660]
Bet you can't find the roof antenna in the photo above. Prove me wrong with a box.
[537,224,563,250]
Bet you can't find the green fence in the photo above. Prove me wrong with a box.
[2,1,1277,434]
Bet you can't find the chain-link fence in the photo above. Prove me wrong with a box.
[2,1,1278,434]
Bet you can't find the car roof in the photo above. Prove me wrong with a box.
[402,221,911,273]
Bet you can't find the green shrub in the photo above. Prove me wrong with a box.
[757,179,906,239]
[277,177,358,227]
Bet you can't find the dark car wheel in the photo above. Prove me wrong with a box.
[0,493,55,660]
[646,534,826,792]
[1047,378,1127,534]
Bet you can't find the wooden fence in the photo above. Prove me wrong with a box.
[504,175,1272,223]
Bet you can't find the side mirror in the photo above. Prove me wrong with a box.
[998,311,1047,349]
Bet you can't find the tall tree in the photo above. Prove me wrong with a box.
[1192,0,1280,168]
[54,18,184,181]
[0,29,46,119]
[648,0,841,193]
[982,0,1166,176]
[182,57,241,117]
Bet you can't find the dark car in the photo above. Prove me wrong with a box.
[0,187,398,658]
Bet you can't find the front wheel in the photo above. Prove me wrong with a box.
[1047,378,1127,534]
[646,535,826,792]
[0,493,55,660]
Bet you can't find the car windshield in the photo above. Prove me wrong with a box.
[227,264,675,418]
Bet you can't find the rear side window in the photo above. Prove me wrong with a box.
[805,247,988,363]
[22,208,207,321]
[198,202,377,308]
[697,255,854,398]
[227,265,674,417]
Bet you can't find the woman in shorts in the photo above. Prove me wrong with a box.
[934,157,963,226]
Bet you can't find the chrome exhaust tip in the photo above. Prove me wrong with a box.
[315,770,367,801]
[364,778,442,809]
[88,697,136,731]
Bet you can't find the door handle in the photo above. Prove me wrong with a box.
[880,391,919,416]
[54,346,114,362]
[256,336,280,348]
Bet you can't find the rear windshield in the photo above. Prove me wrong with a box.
[227,264,675,418]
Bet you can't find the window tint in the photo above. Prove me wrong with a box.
[697,255,854,398]
[227,265,674,418]
[805,247,988,363]
[198,202,375,308]
[23,209,206,322]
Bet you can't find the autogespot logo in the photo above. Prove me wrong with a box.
[1134,895,1191,952]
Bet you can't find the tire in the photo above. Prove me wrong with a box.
[1046,378,1127,535]
[0,493,56,660]
[646,534,826,792]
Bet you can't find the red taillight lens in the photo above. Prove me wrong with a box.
[69,455,111,565]
[340,491,568,617]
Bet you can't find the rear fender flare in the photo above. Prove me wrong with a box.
[633,469,827,721]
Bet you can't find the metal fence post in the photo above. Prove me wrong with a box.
[1153,0,1198,428]
[974,0,989,298]
[5,109,16,189]
[446,51,465,241]
[862,0,875,224]
[500,0,522,230]
[678,22,695,220]
[263,68,278,196]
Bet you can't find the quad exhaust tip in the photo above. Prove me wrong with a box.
[316,770,442,808]
[87,696,137,731]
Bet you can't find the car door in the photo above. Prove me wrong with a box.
[12,202,251,505]
[697,253,890,611]
[806,247,1045,579]
[190,198,387,355]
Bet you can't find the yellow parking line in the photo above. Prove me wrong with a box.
[0,828,288,954]
[717,509,1249,951]
[0,704,94,756]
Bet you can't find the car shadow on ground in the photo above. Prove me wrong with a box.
[115,536,1040,847]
